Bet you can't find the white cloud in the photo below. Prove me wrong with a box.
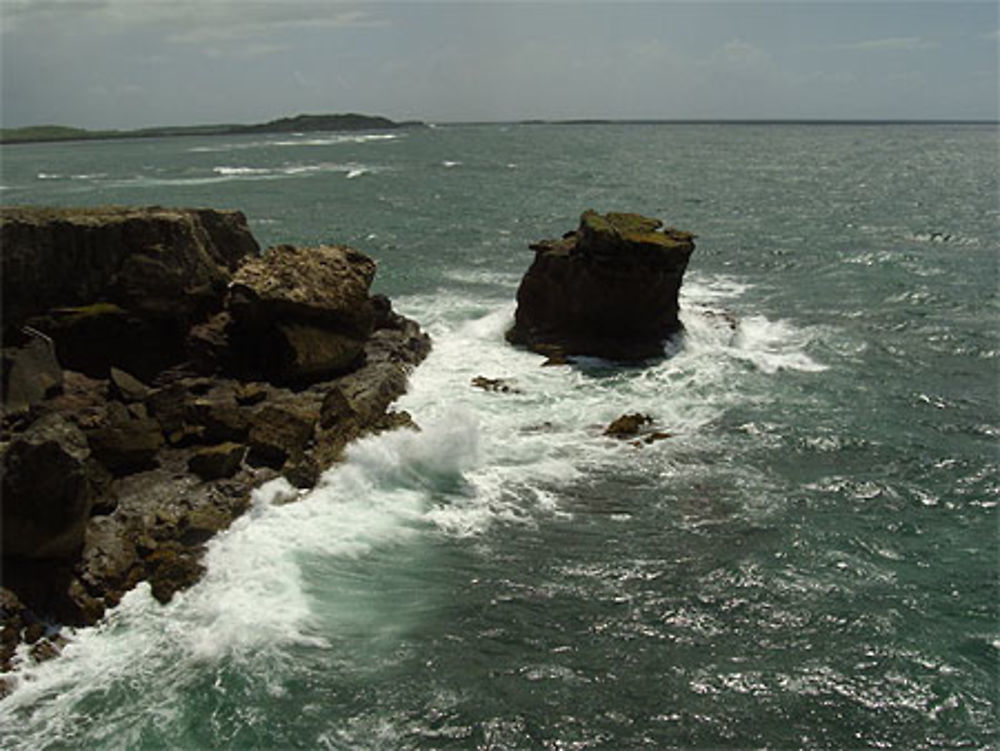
[831,36,940,52]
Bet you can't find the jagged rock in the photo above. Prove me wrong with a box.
[185,312,233,374]
[229,243,376,333]
[2,331,63,414]
[86,402,164,474]
[0,206,259,341]
[507,210,695,361]
[77,516,141,603]
[0,205,432,673]
[2,414,95,558]
[282,452,322,489]
[604,413,673,445]
[145,546,205,605]
[188,442,245,481]
[234,382,269,406]
[248,400,319,468]
[273,322,366,379]
[180,506,235,545]
[185,393,251,443]
[1,588,28,672]
[471,376,522,394]
[604,413,653,437]
[109,366,150,403]
[224,244,380,383]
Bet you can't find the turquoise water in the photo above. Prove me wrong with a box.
[1,123,997,749]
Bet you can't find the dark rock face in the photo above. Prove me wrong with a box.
[1,414,96,559]
[507,210,695,361]
[1,207,259,380]
[0,205,430,676]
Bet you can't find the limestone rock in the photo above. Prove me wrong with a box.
[228,244,376,335]
[1,331,63,414]
[507,210,695,361]
[1,414,95,558]
[86,402,164,474]
[145,545,205,604]
[471,376,521,394]
[188,442,245,481]
[604,413,653,438]
[248,400,319,468]
[0,206,259,339]
[109,366,150,403]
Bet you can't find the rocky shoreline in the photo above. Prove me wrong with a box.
[0,207,430,683]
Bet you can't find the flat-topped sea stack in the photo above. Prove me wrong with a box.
[506,210,695,362]
[0,206,429,678]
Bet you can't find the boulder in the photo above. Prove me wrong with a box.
[1,414,95,558]
[145,545,205,605]
[2,331,63,414]
[86,402,164,474]
[507,210,695,361]
[248,400,319,468]
[273,322,366,380]
[109,366,150,403]
[228,244,376,336]
[604,413,653,437]
[188,442,245,481]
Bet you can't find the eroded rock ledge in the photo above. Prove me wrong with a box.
[506,210,695,362]
[0,206,430,678]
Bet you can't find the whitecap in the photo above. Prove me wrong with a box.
[212,165,273,176]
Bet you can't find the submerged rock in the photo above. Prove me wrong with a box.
[507,210,695,361]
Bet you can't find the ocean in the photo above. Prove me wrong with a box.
[0,122,997,749]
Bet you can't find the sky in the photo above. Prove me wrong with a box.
[0,0,997,128]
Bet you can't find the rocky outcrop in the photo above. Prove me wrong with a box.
[0,205,429,677]
[507,210,695,361]
[1,206,259,380]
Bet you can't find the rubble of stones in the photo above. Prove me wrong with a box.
[0,206,429,682]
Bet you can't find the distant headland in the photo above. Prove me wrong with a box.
[0,113,427,145]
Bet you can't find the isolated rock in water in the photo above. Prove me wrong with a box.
[471,376,522,394]
[604,413,653,437]
[507,210,695,361]
[1,414,95,559]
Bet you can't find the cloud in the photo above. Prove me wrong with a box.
[831,36,940,52]
[165,8,386,44]
[2,1,386,39]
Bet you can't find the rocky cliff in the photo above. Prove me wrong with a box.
[0,207,430,681]
[506,210,695,361]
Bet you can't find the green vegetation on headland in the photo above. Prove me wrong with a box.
[0,113,425,145]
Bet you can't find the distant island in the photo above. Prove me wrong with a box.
[0,113,426,145]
